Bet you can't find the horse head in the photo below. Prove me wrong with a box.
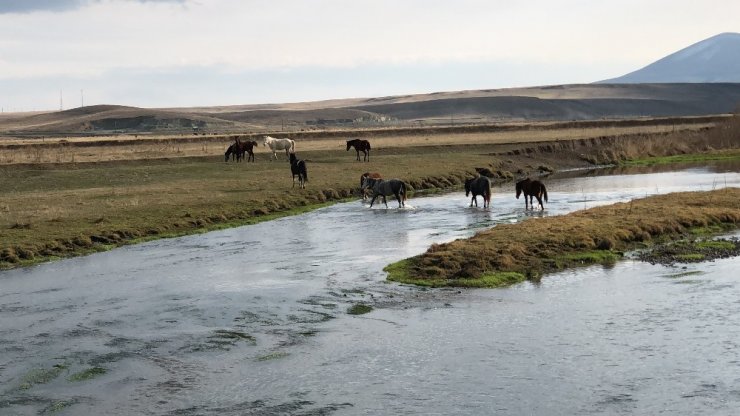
[346,140,353,151]
[262,136,273,147]
[465,178,475,197]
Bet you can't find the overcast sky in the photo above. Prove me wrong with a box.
[1,0,738,111]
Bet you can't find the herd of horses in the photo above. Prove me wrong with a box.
[224,135,549,210]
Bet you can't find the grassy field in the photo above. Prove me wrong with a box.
[1,115,739,269]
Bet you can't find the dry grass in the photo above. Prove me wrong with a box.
[387,188,740,287]
[0,121,715,165]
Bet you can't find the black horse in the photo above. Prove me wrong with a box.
[346,139,371,162]
[515,178,548,210]
[465,176,492,208]
[364,177,406,208]
[224,142,240,162]
[289,153,308,189]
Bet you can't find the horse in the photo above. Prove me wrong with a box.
[516,178,548,210]
[364,177,406,208]
[347,139,371,162]
[262,136,295,161]
[237,139,257,162]
[224,143,240,162]
[360,171,382,200]
[289,153,308,189]
[465,176,492,208]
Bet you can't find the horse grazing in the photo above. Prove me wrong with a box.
[224,143,240,162]
[289,153,308,189]
[364,177,407,208]
[465,176,492,208]
[262,136,295,161]
[225,138,258,162]
[516,178,548,210]
[347,139,371,162]
[360,172,382,200]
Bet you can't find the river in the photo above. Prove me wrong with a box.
[1,163,739,415]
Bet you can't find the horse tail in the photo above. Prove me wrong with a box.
[486,180,492,204]
[543,185,548,202]
[402,182,407,202]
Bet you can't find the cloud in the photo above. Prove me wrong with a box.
[0,0,185,14]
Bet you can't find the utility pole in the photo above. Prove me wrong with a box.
[81,89,84,107]
[59,90,63,111]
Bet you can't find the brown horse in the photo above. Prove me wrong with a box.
[236,139,258,162]
[360,172,382,200]
[225,138,258,162]
[347,139,371,162]
[515,178,548,210]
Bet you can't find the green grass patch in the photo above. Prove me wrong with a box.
[256,351,290,361]
[453,272,527,288]
[19,364,67,390]
[67,366,106,382]
[347,304,373,315]
[623,150,740,166]
[556,250,621,268]
[695,240,736,250]
[675,253,706,261]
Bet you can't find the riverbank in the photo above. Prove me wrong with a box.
[384,188,740,288]
[2,116,739,270]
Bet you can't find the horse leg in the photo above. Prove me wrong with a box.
[382,195,388,208]
[356,150,360,161]
[536,193,544,210]
[369,194,378,207]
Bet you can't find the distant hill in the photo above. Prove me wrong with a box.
[600,33,740,83]
[3,84,740,136]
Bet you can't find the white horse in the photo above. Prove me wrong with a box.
[262,136,295,161]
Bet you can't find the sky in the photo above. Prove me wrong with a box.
[0,0,739,111]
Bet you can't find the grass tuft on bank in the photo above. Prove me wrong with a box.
[386,188,740,288]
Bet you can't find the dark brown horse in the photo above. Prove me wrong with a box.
[237,139,258,162]
[360,172,382,200]
[289,153,308,189]
[516,178,548,210]
[465,176,492,208]
[347,139,371,162]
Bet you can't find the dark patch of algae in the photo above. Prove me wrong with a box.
[385,188,740,288]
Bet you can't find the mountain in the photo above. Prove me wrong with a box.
[600,32,740,83]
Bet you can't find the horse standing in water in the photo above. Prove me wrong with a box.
[465,176,492,208]
[262,136,295,161]
[363,177,406,208]
[516,178,548,210]
[346,139,371,162]
[359,172,382,200]
[289,153,308,189]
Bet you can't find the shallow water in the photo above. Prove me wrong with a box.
[1,164,739,415]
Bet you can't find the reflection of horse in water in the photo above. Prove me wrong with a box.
[516,178,548,210]
[347,139,371,162]
[363,177,406,208]
[224,138,257,162]
[289,153,308,189]
[360,172,382,200]
[262,136,295,161]
[465,176,492,208]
